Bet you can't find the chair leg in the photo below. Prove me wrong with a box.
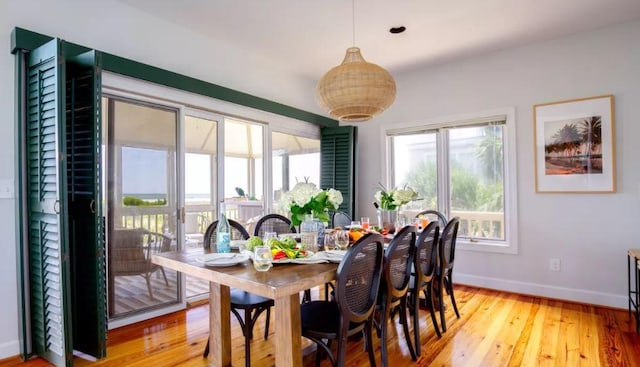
[411,290,421,356]
[446,273,461,318]
[160,267,169,286]
[437,279,447,332]
[203,338,209,358]
[399,297,417,361]
[381,303,391,367]
[144,274,154,299]
[243,308,252,367]
[264,306,271,340]
[365,319,377,367]
[426,284,442,338]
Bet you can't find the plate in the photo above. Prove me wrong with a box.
[242,250,327,264]
[230,240,247,249]
[195,253,249,267]
[322,250,347,263]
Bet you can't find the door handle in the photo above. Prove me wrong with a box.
[89,199,95,214]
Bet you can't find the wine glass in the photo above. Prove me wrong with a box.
[335,230,350,250]
[323,232,336,251]
[253,246,272,272]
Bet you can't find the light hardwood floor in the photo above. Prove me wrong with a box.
[2,285,639,367]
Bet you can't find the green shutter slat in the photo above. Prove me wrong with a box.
[320,126,356,218]
[26,38,73,367]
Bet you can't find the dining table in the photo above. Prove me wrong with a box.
[151,248,339,367]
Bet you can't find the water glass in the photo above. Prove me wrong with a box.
[361,217,370,230]
[350,220,361,229]
[323,232,336,251]
[253,246,272,272]
[335,230,350,250]
[263,231,277,245]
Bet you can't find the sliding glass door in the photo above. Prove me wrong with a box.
[104,96,181,320]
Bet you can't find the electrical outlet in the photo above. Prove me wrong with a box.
[550,258,561,272]
[0,179,14,199]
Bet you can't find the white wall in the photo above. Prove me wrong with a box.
[357,21,640,310]
[0,0,319,359]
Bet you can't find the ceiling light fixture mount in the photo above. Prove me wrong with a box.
[316,0,396,122]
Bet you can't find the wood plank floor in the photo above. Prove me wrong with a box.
[3,285,639,367]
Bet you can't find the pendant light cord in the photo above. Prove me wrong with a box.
[352,0,356,46]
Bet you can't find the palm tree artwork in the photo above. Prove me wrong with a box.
[544,116,603,175]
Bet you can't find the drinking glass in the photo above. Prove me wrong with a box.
[361,217,370,230]
[335,230,350,250]
[253,246,272,272]
[323,232,336,251]
[263,231,277,245]
[395,216,407,234]
[350,220,361,229]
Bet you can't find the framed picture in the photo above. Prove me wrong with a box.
[534,95,615,193]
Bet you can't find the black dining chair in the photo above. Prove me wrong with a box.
[407,221,441,356]
[253,213,296,237]
[415,209,448,229]
[436,216,461,332]
[300,233,384,367]
[202,219,274,367]
[375,225,417,366]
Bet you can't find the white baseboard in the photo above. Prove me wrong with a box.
[0,340,20,360]
[455,273,627,309]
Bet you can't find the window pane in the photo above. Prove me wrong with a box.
[185,153,211,204]
[271,131,320,210]
[391,133,438,211]
[224,157,248,198]
[449,125,505,240]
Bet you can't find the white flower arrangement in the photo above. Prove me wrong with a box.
[279,181,343,226]
[375,184,418,210]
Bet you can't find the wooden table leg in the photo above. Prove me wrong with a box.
[275,293,303,367]
[209,282,231,367]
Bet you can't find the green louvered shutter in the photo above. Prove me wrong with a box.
[65,51,106,358]
[320,126,357,218]
[26,38,73,366]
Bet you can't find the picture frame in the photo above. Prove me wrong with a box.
[533,95,615,193]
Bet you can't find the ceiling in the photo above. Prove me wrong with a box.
[117,0,640,81]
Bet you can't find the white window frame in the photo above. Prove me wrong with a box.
[381,108,518,254]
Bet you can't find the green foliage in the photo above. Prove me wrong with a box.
[406,160,437,208]
[235,187,246,197]
[122,196,167,207]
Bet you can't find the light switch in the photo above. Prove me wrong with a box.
[0,179,15,199]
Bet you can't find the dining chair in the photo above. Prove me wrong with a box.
[202,220,274,367]
[415,209,448,229]
[203,218,250,249]
[253,213,296,237]
[111,228,171,299]
[407,221,441,356]
[300,233,384,367]
[375,225,417,366]
[436,216,461,332]
[331,210,352,229]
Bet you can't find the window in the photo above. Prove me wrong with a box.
[387,110,518,253]
[271,131,320,206]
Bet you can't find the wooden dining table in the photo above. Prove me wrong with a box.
[151,248,338,367]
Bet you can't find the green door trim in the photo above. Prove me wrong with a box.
[11,27,338,128]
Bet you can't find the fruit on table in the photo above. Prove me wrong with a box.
[246,236,263,251]
[349,228,364,242]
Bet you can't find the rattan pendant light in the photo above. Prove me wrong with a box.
[316,1,396,122]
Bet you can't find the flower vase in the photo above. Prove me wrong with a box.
[377,209,398,233]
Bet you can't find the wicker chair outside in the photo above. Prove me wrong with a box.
[436,217,461,332]
[202,220,273,367]
[407,221,441,356]
[253,214,296,237]
[111,228,171,299]
[331,211,352,229]
[300,233,384,367]
[375,225,417,366]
